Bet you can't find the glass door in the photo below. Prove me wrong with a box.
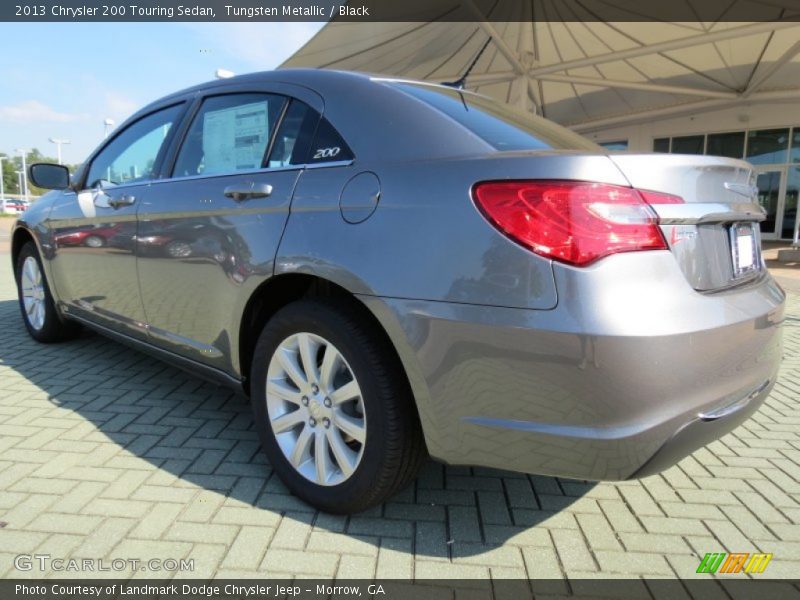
[782,166,800,241]
[754,166,787,240]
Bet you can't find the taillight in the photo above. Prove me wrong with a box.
[472,180,675,267]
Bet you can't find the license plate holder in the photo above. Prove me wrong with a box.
[729,222,760,279]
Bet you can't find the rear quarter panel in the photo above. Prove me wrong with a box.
[277,153,629,310]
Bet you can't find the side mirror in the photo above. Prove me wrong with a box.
[29,163,70,190]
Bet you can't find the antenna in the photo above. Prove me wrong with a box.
[441,37,492,89]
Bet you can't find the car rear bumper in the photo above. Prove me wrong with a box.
[361,252,785,481]
[629,378,771,479]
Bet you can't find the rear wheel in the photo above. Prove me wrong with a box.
[250,299,425,513]
[15,241,80,343]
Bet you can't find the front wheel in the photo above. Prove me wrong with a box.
[15,241,81,343]
[250,299,425,513]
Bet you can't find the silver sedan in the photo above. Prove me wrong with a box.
[13,69,784,513]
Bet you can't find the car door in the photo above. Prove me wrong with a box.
[47,103,186,340]
[136,85,323,373]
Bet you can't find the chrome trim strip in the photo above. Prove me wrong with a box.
[148,165,304,186]
[304,160,354,170]
[653,202,766,225]
[108,160,354,187]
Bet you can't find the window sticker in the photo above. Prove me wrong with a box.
[202,101,269,173]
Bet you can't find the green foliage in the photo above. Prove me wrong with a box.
[0,153,17,194]
[1,149,82,198]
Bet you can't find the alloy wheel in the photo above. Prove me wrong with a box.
[266,332,366,486]
[20,256,46,331]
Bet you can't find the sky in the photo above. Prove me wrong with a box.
[0,22,325,165]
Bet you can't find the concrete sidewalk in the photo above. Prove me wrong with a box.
[0,255,798,582]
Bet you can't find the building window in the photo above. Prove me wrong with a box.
[653,138,670,153]
[791,127,800,163]
[647,126,799,240]
[599,140,628,151]
[706,131,745,159]
[671,135,705,155]
[652,127,798,162]
[747,128,790,164]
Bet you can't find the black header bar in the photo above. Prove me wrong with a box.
[3,0,800,22]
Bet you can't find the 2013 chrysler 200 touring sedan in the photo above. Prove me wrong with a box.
[14,69,784,513]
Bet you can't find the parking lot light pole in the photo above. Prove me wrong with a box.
[14,149,28,202]
[0,155,5,211]
[49,138,71,165]
[103,118,115,139]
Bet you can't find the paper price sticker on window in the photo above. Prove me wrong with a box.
[203,101,269,174]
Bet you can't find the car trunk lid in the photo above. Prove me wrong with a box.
[609,153,765,291]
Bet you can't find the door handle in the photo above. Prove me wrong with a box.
[93,188,135,209]
[107,194,135,209]
[224,183,273,201]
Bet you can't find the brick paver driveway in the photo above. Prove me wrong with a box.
[1,252,799,582]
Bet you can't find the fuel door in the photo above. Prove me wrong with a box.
[339,171,380,224]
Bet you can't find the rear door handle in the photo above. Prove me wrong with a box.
[223,183,273,201]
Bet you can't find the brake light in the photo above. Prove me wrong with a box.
[472,180,673,267]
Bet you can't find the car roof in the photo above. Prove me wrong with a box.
[152,69,469,105]
[126,69,494,164]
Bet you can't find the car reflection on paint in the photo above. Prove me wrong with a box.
[54,223,129,249]
[137,219,234,262]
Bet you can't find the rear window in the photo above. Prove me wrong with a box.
[392,82,600,152]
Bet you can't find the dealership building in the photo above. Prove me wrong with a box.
[284,20,800,240]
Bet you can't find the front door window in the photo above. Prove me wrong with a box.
[85,104,183,189]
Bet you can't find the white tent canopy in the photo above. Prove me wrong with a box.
[282,11,800,132]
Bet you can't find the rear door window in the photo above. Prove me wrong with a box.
[173,93,285,177]
[267,100,319,167]
[392,82,599,152]
[267,100,354,166]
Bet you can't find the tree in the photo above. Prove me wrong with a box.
[1,148,83,198]
[1,153,18,194]
[22,148,57,196]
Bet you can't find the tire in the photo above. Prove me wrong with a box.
[84,235,105,248]
[250,298,426,513]
[15,241,81,343]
